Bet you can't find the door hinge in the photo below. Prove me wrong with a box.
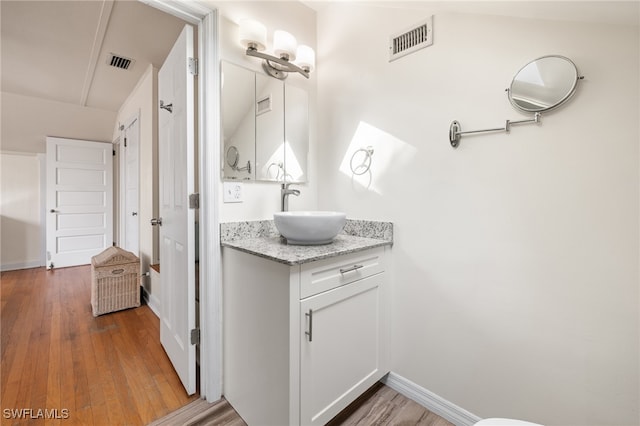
[113,150,116,156]
[189,193,200,209]
[189,57,198,76]
[124,137,127,148]
[190,328,200,345]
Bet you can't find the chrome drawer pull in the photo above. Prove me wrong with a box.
[305,309,313,342]
[339,264,364,274]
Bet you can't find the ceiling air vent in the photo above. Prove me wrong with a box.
[389,16,433,62]
[107,53,135,70]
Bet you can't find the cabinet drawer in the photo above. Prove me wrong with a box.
[300,247,384,299]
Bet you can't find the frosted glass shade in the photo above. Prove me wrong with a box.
[295,45,315,72]
[239,19,267,51]
[273,30,297,61]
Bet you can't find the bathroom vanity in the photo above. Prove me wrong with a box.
[221,220,392,426]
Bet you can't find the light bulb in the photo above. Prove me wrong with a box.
[295,45,315,72]
[273,30,297,61]
[239,19,267,51]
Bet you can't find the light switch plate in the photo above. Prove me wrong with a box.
[223,182,244,203]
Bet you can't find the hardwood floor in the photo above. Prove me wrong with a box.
[148,398,246,426]
[150,382,455,426]
[1,266,196,425]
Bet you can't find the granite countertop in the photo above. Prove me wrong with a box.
[220,219,393,266]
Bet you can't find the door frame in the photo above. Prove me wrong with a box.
[38,152,47,266]
[140,0,221,402]
[119,112,141,254]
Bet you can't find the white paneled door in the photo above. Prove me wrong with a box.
[122,117,140,254]
[46,137,113,269]
[158,24,196,395]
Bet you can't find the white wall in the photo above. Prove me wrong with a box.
[1,92,116,153]
[114,64,159,297]
[215,2,318,222]
[0,92,116,270]
[0,152,43,270]
[316,5,639,425]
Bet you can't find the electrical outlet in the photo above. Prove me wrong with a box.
[223,182,244,203]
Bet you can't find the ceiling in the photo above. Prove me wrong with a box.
[302,1,640,27]
[2,0,637,115]
[1,0,188,113]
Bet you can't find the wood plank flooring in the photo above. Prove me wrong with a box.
[328,382,455,426]
[1,266,196,425]
[151,382,455,426]
[148,398,246,426]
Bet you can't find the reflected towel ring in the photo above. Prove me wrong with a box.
[267,162,283,180]
[266,162,291,181]
[350,146,374,175]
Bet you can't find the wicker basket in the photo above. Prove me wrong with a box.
[91,246,140,316]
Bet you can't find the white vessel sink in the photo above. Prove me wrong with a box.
[274,211,347,245]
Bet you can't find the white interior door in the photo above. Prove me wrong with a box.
[158,24,196,395]
[122,117,140,254]
[46,137,113,269]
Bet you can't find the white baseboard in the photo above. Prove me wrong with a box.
[0,260,43,272]
[142,288,160,318]
[382,372,481,426]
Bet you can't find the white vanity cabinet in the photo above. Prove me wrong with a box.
[222,246,389,426]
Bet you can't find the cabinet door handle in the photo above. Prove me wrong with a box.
[305,309,313,342]
[339,264,363,274]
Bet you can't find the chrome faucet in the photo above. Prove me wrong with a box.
[281,183,300,212]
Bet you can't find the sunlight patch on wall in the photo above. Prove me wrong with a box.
[339,121,417,195]
[260,140,304,181]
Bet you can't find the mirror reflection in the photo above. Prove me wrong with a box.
[509,55,579,113]
[221,61,309,183]
[226,145,239,168]
[256,74,285,181]
[221,62,255,180]
[284,85,308,182]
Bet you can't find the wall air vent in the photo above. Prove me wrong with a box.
[107,53,135,70]
[256,94,272,116]
[389,16,433,62]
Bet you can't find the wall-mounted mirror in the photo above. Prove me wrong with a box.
[508,55,580,113]
[450,55,582,148]
[284,85,309,182]
[221,61,309,182]
[222,62,255,180]
[256,74,284,181]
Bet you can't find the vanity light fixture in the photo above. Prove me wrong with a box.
[239,19,315,80]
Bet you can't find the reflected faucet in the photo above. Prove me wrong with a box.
[281,183,300,212]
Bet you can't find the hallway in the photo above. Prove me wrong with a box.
[1,265,196,425]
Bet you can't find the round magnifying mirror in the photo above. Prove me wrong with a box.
[226,146,239,168]
[508,55,580,113]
